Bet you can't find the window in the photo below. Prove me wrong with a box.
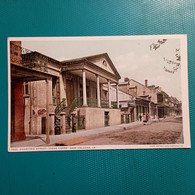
[157,94,163,103]
[24,82,29,95]
[103,60,107,67]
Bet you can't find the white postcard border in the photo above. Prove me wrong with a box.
[8,34,191,152]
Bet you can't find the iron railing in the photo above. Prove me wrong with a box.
[111,101,117,108]
[87,98,98,107]
[55,98,66,115]
[101,100,109,108]
[69,98,119,114]
[69,97,83,114]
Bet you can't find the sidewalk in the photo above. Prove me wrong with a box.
[11,120,146,147]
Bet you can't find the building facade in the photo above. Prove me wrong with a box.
[118,78,182,121]
[10,42,182,142]
[110,86,136,123]
[61,53,121,130]
[10,42,121,141]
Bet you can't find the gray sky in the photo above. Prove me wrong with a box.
[22,37,181,100]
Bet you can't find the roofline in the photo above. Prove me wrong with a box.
[61,53,108,63]
[29,51,62,66]
[130,79,147,88]
[110,86,133,97]
[62,53,121,79]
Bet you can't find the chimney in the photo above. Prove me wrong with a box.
[124,77,129,82]
[145,80,148,87]
[11,41,22,47]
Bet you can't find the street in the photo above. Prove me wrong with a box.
[10,117,183,148]
[79,117,183,145]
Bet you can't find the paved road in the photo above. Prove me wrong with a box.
[79,117,183,145]
[11,117,182,147]
[11,120,144,147]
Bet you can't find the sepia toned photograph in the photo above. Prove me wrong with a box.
[8,35,190,152]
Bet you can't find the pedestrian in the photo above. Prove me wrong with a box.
[146,113,149,122]
[139,115,142,121]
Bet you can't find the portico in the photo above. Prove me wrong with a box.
[61,53,121,129]
[62,53,121,109]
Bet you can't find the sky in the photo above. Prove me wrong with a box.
[22,36,182,100]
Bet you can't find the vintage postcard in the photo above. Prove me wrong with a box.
[8,35,190,152]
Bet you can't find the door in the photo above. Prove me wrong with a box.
[130,108,134,122]
[104,111,109,126]
[125,114,130,123]
[66,80,74,106]
[41,117,46,134]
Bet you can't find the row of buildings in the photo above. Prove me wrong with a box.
[10,41,182,142]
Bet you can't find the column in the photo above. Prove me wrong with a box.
[96,75,101,107]
[108,80,111,108]
[149,102,151,118]
[116,83,119,108]
[12,81,26,141]
[60,112,66,134]
[77,77,80,97]
[45,79,50,144]
[134,107,137,122]
[156,105,158,118]
[82,70,87,106]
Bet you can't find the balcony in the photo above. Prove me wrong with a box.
[69,97,118,114]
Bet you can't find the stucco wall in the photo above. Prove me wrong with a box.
[108,108,121,126]
[25,79,54,135]
[130,79,150,96]
[130,79,158,103]
[118,84,129,94]
[79,107,121,129]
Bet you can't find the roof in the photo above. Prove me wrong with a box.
[130,79,146,87]
[62,53,121,79]
[158,90,169,97]
[118,81,129,85]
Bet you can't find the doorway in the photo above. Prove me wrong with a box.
[130,108,134,122]
[66,80,74,106]
[104,111,109,126]
[41,117,46,134]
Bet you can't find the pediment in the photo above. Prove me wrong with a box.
[62,53,121,80]
[86,53,120,79]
